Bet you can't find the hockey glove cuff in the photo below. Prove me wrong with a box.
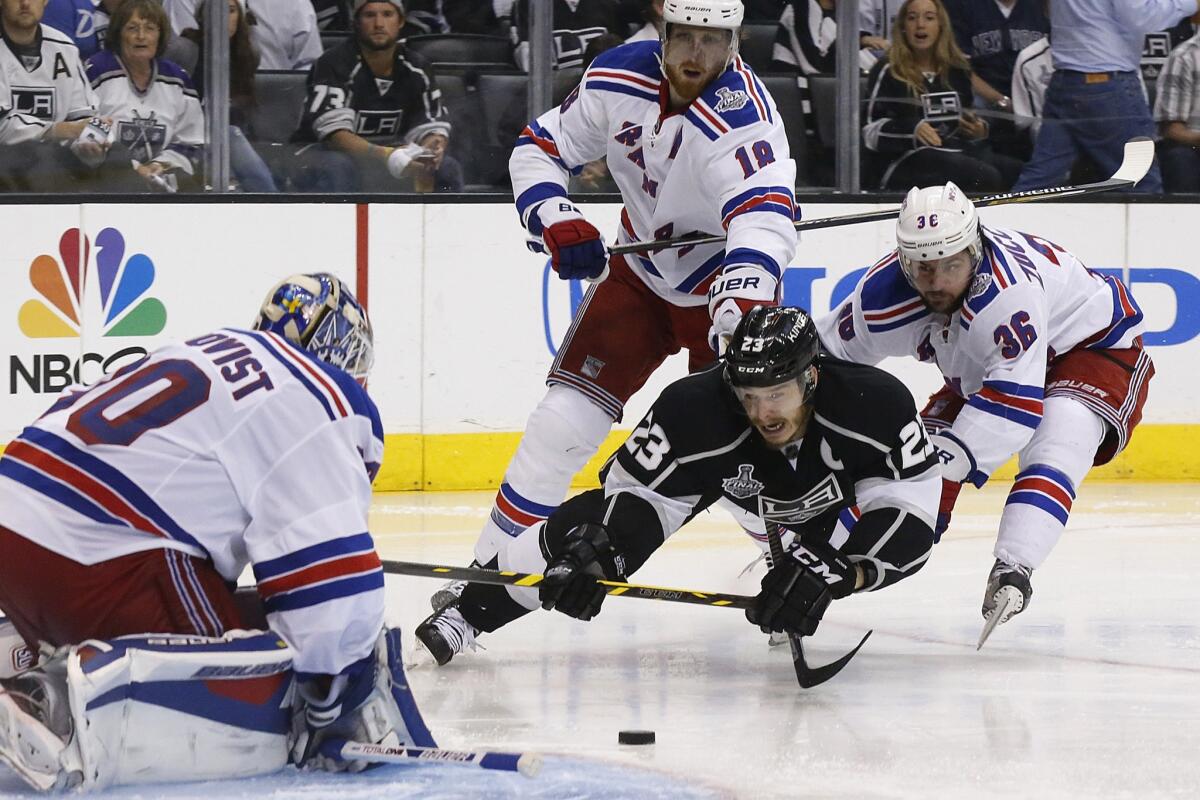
[537,202,609,282]
[935,478,963,541]
[539,522,625,621]
[707,265,779,353]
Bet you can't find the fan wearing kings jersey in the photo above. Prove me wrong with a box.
[0,274,434,792]
[415,307,941,666]
[816,182,1154,644]
[430,0,800,611]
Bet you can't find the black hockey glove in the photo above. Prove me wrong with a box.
[539,523,625,621]
[748,536,858,636]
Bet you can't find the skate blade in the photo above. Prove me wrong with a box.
[976,586,1023,651]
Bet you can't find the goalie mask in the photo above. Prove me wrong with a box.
[253,273,375,381]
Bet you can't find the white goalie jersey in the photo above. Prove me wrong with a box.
[817,227,1146,482]
[0,329,385,675]
[510,39,798,306]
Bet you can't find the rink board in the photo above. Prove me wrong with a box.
[1,201,1197,488]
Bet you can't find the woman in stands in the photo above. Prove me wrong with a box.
[862,0,1021,190]
[83,0,204,191]
[181,0,278,191]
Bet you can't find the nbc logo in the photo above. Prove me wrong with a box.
[10,228,166,394]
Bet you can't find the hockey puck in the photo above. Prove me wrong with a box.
[618,730,655,745]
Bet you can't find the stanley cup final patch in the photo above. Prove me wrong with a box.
[581,355,606,379]
[722,464,764,499]
[715,87,750,112]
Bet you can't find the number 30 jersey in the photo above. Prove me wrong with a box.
[816,226,1147,483]
[0,328,385,675]
[592,359,941,591]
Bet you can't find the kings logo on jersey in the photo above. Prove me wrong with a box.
[12,226,166,394]
[760,474,845,524]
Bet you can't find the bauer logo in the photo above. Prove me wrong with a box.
[11,227,164,394]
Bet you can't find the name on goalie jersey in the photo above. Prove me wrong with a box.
[759,474,844,524]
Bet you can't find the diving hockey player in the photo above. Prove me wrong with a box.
[817,182,1154,645]
[0,274,434,791]
[433,0,801,610]
[416,306,941,665]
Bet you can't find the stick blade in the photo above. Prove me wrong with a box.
[1111,137,1156,187]
[790,630,872,688]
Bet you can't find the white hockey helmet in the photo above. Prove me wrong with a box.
[662,0,744,30]
[895,182,983,282]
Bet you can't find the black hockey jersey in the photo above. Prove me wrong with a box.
[294,37,449,145]
[864,57,975,156]
[511,0,625,70]
[945,0,1048,95]
[581,358,940,591]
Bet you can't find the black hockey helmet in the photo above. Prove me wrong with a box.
[724,306,820,388]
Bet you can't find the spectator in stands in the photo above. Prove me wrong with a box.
[1154,6,1200,191]
[1011,19,1050,147]
[626,0,662,42]
[945,0,1047,159]
[42,0,120,59]
[166,0,323,70]
[1012,0,1198,194]
[858,0,901,70]
[0,0,112,190]
[312,0,351,30]
[398,0,505,36]
[863,0,1021,190]
[772,0,837,74]
[84,0,204,191]
[290,0,454,192]
[511,0,624,71]
[179,0,276,191]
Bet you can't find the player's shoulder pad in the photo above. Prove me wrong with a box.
[812,356,919,439]
[582,40,663,102]
[687,56,775,141]
[85,50,123,84]
[858,252,928,333]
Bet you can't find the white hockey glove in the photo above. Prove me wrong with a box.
[289,627,435,772]
[706,264,779,353]
[70,117,113,167]
[386,142,433,178]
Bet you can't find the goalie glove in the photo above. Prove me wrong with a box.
[747,535,857,636]
[70,117,113,167]
[706,264,778,353]
[534,201,609,282]
[290,627,435,772]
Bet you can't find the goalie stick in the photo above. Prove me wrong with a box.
[609,137,1155,257]
[322,739,543,778]
[760,514,872,689]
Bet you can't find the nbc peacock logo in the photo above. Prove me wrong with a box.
[18,227,166,338]
[11,227,166,395]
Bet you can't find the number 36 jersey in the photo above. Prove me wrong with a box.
[0,328,385,674]
[594,359,941,591]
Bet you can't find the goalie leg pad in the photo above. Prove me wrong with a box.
[0,629,294,792]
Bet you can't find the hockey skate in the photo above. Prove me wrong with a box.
[429,560,481,611]
[977,558,1034,649]
[0,661,83,791]
[414,604,480,667]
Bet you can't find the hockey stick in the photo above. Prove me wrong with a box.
[381,559,755,609]
[321,739,543,778]
[760,517,872,689]
[609,137,1156,256]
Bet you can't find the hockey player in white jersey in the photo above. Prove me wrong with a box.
[431,0,800,610]
[816,183,1154,644]
[0,0,112,189]
[0,274,434,791]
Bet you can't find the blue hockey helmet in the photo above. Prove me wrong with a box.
[253,273,374,380]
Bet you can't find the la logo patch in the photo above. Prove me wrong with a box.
[722,464,764,499]
[714,87,749,112]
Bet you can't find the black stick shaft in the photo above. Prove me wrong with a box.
[381,559,755,610]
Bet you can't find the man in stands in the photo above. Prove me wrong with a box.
[290,0,453,192]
